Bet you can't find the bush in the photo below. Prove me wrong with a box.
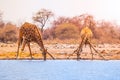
[0,22,18,43]
[55,23,80,40]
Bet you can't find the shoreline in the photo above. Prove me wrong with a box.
[0,43,120,60]
[0,52,120,60]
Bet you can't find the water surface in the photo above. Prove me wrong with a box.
[0,60,120,80]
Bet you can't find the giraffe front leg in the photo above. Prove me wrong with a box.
[89,42,93,60]
[37,41,47,60]
[27,43,33,59]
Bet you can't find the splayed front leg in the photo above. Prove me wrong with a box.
[27,43,33,59]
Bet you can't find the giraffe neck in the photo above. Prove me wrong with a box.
[33,25,45,50]
[36,36,44,47]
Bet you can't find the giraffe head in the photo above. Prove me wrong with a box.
[41,48,47,60]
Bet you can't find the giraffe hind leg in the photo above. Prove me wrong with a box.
[76,38,85,60]
[16,43,20,59]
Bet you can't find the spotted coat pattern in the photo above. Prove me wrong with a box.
[17,22,46,60]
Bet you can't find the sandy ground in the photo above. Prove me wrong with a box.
[0,42,120,60]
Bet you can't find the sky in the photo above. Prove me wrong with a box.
[0,0,120,26]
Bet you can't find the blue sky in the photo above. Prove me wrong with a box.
[0,0,120,25]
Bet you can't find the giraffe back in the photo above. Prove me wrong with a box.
[19,22,42,43]
[80,26,93,40]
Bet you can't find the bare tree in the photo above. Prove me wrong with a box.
[0,11,2,21]
[0,11,4,28]
[32,9,54,33]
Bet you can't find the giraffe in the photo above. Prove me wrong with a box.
[77,26,93,59]
[16,22,54,60]
[67,26,105,60]
[80,26,93,47]
[67,15,106,60]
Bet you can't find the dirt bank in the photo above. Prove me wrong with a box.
[0,43,120,60]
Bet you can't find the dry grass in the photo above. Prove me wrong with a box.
[0,42,120,60]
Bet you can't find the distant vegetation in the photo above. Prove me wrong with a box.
[43,14,120,43]
[0,10,120,43]
[0,22,18,43]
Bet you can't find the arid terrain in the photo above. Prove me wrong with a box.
[0,42,120,60]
